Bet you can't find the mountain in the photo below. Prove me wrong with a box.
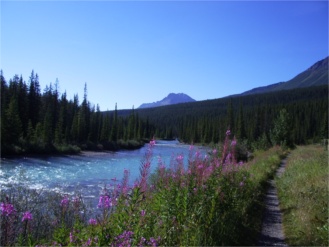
[241,56,328,95]
[138,93,196,109]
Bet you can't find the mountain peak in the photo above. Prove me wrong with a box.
[138,93,196,109]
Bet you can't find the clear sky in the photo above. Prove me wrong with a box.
[1,0,328,111]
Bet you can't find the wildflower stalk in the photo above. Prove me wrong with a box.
[138,138,155,192]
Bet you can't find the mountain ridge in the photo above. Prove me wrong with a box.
[241,56,328,95]
[138,93,196,109]
[136,56,327,110]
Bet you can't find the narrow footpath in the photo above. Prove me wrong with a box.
[258,157,289,246]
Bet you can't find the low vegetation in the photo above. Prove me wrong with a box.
[1,131,286,246]
[276,145,328,246]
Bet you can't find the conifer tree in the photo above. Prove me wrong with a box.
[26,120,35,143]
[226,98,234,132]
[100,113,110,142]
[127,106,135,140]
[88,105,97,143]
[110,103,118,142]
[17,75,29,136]
[0,70,7,110]
[28,71,41,128]
[4,96,23,144]
[320,111,328,140]
[270,108,292,147]
[96,104,102,142]
[236,102,246,140]
[77,83,90,142]
[71,112,79,142]
[55,92,68,144]
[43,108,53,145]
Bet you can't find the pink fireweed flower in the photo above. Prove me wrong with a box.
[176,155,184,162]
[88,218,97,225]
[141,209,146,217]
[69,232,75,243]
[139,237,146,246]
[0,202,15,216]
[212,149,217,154]
[148,237,161,247]
[150,138,156,146]
[86,238,91,246]
[122,185,129,195]
[121,169,130,196]
[114,230,134,246]
[98,195,113,209]
[226,130,231,136]
[224,153,232,164]
[133,180,139,189]
[231,139,237,146]
[60,195,69,207]
[22,211,33,222]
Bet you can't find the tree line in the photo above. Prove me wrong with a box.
[133,84,328,148]
[1,70,328,155]
[1,71,155,155]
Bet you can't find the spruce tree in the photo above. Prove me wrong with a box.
[28,71,41,128]
[226,98,234,132]
[5,96,23,145]
[236,102,246,140]
[110,103,118,142]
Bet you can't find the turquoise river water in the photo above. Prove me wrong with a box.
[0,140,207,200]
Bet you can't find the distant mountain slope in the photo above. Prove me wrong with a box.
[138,93,196,109]
[242,56,328,95]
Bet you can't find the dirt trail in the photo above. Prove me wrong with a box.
[258,157,288,246]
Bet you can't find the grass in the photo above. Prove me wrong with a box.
[1,132,285,246]
[276,145,328,246]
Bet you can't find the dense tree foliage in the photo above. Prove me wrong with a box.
[129,84,328,147]
[1,70,328,155]
[1,71,155,155]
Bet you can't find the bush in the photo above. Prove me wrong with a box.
[0,183,90,246]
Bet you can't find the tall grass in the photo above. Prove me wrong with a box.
[276,145,328,246]
[1,131,285,246]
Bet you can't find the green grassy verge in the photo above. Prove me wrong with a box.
[276,145,328,246]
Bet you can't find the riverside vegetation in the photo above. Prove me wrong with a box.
[1,131,287,246]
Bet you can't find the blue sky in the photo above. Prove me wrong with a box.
[1,0,328,111]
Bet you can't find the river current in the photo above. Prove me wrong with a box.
[0,140,206,199]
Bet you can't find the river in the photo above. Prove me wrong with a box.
[0,140,207,200]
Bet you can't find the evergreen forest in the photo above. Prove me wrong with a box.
[1,70,328,156]
[135,85,328,146]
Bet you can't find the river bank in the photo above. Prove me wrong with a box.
[1,139,148,158]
